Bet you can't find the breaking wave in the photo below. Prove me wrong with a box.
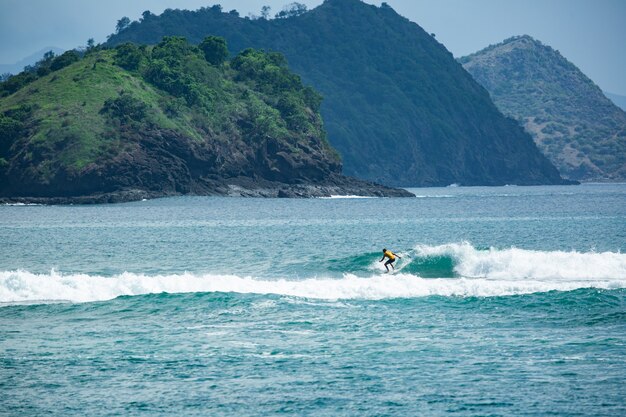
[2,242,626,305]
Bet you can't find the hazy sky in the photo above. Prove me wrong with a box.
[1,0,624,94]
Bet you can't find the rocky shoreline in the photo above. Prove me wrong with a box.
[0,175,414,205]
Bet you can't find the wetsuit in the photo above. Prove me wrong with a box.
[383,250,396,263]
[382,250,397,270]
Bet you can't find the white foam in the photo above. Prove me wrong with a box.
[2,244,625,305]
[1,268,625,306]
[414,242,626,280]
[320,195,376,199]
[2,202,42,206]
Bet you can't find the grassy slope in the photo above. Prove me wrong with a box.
[0,51,197,174]
[0,44,339,196]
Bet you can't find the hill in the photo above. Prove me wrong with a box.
[0,37,412,203]
[106,0,568,186]
[460,35,626,181]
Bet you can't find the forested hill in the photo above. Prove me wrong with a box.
[460,35,626,182]
[0,37,412,203]
[106,0,568,186]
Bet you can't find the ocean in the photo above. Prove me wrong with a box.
[1,184,625,416]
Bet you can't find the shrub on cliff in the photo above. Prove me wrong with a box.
[50,50,81,72]
[115,43,147,71]
[199,36,229,66]
[100,92,149,125]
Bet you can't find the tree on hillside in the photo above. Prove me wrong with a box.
[151,36,199,63]
[50,50,80,71]
[199,36,229,66]
[42,51,56,62]
[115,43,145,71]
[231,49,302,94]
[145,37,203,105]
[0,73,37,96]
[141,11,155,22]
[275,2,308,19]
[260,6,271,19]
[116,17,131,33]
[101,91,148,125]
[0,114,24,156]
[34,51,57,76]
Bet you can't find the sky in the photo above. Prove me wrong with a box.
[0,0,624,95]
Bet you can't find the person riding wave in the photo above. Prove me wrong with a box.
[380,248,401,272]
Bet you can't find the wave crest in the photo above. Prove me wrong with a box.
[2,260,626,307]
[408,242,626,280]
[2,243,625,305]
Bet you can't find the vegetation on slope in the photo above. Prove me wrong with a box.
[105,0,567,186]
[0,36,342,198]
[460,35,626,181]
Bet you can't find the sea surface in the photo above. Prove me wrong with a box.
[1,184,625,416]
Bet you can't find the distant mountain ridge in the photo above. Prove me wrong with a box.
[460,35,626,181]
[106,0,568,186]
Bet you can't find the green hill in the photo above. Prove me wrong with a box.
[106,0,568,186]
[0,37,411,202]
[460,35,626,181]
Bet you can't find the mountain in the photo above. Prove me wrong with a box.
[0,37,411,203]
[460,35,626,182]
[105,0,568,187]
[0,47,65,76]
[605,92,626,112]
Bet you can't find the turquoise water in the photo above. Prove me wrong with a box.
[1,184,625,416]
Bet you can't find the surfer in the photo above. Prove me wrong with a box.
[380,248,401,272]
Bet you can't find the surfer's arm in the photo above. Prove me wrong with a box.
[379,256,385,262]
[394,253,401,258]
